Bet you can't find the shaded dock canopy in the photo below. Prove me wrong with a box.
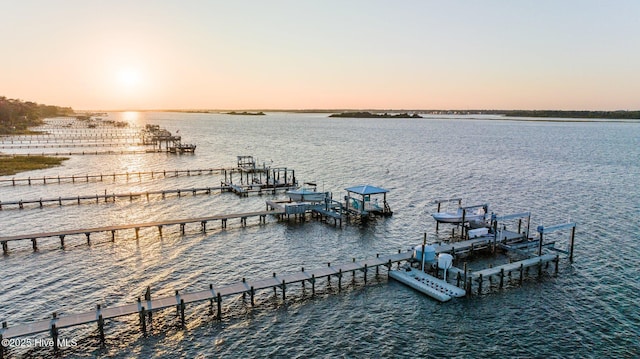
[344,185,392,217]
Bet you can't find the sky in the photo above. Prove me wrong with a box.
[1,0,639,111]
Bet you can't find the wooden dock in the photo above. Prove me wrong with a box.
[0,208,285,254]
[0,251,412,348]
[470,254,560,295]
[0,142,148,149]
[0,168,247,186]
[224,182,297,197]
[0,186,227,209]
[9,149,164,156]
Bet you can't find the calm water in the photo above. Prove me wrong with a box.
[1,112,639,358]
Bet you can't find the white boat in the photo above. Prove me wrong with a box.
[286,188,329,202]
[389,264,466,302]
[432,206,487,224]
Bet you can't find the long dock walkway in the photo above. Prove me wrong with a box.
[0,142,146,149]
[0,168,243,186]
[0,209,285,254]
[0,251,412,345]
[0,186,227,210]
[9,150,164,156]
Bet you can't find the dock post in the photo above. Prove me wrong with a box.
[217,293,222,320]
[338,269,342,291]
[364,264,367,284]
[282,280,286,301]
[538,258,543,278]
[138,298,147,334]
[538,231,544,256]
[158,225,163,237]
[208,284,214,314]
[499,268,504,289]
[31,238,37,251]
[477,274,483,295]
[555,255,560,275]
[180,223,185,235]
[86,232,91,246]
[569,226,576,263]
[111,230,116,242]
[97,304,105,345]
[51,323,59,353]
[456,272,461,287]
[221,219,227,229]
[145,287,152,323]
[311,274,316,297]
[250,286,255,307]
[135,227,140,240]
[201,221,207,233]
[519,263,524,285]
[1,241,7,254]
[179,299,186,327]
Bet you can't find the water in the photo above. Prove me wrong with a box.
[1,112,639,358]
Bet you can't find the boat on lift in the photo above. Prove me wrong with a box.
[286,182,329,202]
[432,204,488,224]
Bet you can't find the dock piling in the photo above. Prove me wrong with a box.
[282,280,286,301]
[179,299,186,327]
[97,304,105,345]
[216,293,222,320]
[519,263,524,285]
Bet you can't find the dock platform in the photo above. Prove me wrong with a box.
[0,186,227,210]
[0,251,412,344]
[0,209,285,254]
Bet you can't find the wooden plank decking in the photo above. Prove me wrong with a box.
[0,186,227,209]
[0,209,285,251]
[0,251,413,340]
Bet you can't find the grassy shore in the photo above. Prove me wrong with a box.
[0,155,68,176]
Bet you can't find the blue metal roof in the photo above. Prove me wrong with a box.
[345,185,389,195]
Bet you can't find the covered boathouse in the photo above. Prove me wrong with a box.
[344,185,393,218]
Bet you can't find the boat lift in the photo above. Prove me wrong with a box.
[432,198,488,238]
[537,222,577,262]
[490,212,532,240]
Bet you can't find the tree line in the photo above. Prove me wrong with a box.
[0,96,74,134]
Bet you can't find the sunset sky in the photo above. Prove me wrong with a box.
[1,1,639,111]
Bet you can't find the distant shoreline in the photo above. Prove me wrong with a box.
[144,109,640,121]
[329,111,422,119]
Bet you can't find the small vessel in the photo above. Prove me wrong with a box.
[389,263,466,302]
[286,183,329,202]
[286,188,328,202]
[431,205,488,224]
